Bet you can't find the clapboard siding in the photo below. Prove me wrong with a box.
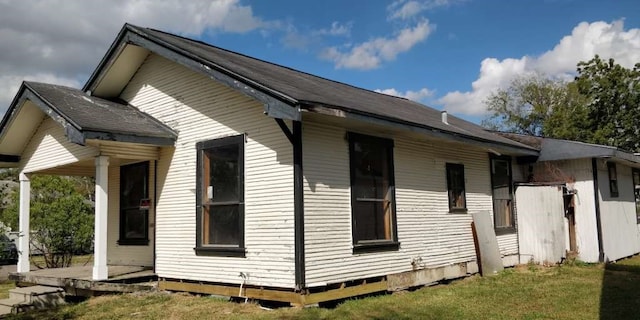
[107,161,155,266]
[119,54,295,288]
[596,160,640,261]
[303,121,506,286]
[19,117,98,174]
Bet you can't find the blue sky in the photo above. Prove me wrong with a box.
[1,0,639,123]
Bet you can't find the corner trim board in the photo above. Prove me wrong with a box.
[591,158,605,262]
[292,120,305,291]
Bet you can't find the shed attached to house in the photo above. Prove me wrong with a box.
[0,23,540,305]
[502,133,640,264]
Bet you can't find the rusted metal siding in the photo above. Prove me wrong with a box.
[595,160,640,261]
[515,184,566,264]
[119,53,295,288]
[302,120,508,286]
[19,117,98,174]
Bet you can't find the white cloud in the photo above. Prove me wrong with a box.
[388,0,463,20]
[321,20,433,70]
[0,0,273,114]
[439,20,640,116]
[375,87,434,101]
[314,21,352,37]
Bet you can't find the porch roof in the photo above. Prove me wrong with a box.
[0,81,177,165]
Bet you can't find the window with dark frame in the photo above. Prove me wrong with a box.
[633,169,640,224]
[195,135,245,257]
[348,132,399,253]
[490,156,514,233]
[119,161,150,245]
[608,162,619,198]
[446,163,466,212]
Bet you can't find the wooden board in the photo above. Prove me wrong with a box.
[471,212,504,275]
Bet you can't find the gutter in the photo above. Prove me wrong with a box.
[591,158,605,262]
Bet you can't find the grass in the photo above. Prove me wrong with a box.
[5,255,640,320]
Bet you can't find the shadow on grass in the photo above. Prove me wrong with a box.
[600,263,640,320]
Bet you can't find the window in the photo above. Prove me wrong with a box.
[446,163,466,212]
[490,156,514,234]
[195,135,245,257]
[119,161,150,245]
[348,132,399,253]
[608,162,619,198]
[633,169,640,224]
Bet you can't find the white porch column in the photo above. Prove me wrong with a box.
[93,156,109,280]
[17,172,30,273]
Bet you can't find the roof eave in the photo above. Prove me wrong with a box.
[302,103,539,156]
[83,24,300,121]
[84,131,175,146]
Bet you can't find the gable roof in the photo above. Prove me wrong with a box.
[0,81,177,162]
[84,23,537,156]
[497,132,640,165]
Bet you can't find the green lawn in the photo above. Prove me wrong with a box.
[6,256,640,320]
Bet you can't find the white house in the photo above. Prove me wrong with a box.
[0,24,540,305]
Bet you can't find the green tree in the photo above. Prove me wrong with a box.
[2,175,94,268]
[482,74,589,139]
[575,55,640,151]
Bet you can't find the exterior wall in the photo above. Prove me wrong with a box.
[119,54,295,288]
[533,159,600,262]
[107,162,155,266]
[595,160,640,261]
[19,117,98,174]
[515,185,566,264]
[303,120,515,287]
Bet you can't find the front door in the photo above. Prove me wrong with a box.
[118,161,150,246]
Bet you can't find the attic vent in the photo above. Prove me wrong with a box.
[441,111,448,125]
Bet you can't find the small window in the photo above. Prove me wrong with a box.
[633,169,640,224]
[195,135,245,257]
[446,163,466,212]
[608,162,619,198]
[119,162,150,245]
[490,156,514,234]
[349,132,399,253]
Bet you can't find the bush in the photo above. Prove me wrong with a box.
[2,175,94,268]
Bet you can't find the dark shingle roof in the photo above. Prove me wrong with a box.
[497,132,640,164]
[24,81,176,142]
[119,25,535,152]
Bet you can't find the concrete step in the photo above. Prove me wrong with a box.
[0,285,66,316]
[9,285,64,305]
[0,297,32,315]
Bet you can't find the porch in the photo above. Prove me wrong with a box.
[0,82,178,283]
[9,265,157,296]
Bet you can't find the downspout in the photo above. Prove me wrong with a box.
[591,158,605,262]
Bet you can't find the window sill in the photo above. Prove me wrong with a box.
[117,238,149,246]
[194,246,246,258]
[448,208,468,214]
[494,227,516,236]
[353,241,400,254]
